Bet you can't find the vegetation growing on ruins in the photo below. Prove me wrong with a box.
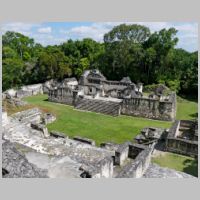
[2,24,198,97]
[152,152,198,177]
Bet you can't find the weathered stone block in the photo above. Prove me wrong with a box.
[73,136,95,145]
[50,131,68,138]
[31,123,50,138]
[115,142,130,166]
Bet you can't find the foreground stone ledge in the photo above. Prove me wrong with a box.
[73,136,96,146]
[2,140,48,178]
[50,131,68,139]
[79,156,113,178]
[31,122,50,138]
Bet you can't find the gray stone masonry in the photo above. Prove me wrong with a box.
[31,123,50,138]
[50,131,68,139]
[2,140,48,178]
[116,143,155,178]
[115,142,131,166]
[166,120,198,158]
[73,136,96,146]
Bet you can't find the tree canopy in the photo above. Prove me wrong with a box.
[2,24,198,97]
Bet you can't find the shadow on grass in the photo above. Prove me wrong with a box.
[178,94,198,103]
[43,98,49,101]
[183,158,198,177]
[189,112,198,119]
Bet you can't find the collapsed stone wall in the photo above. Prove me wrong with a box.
[116,143,155,178]
[121,93,176,121]
[3,79,61,100]
[48,87,75,106]
[166,138,198,158]
[166,120,198,158]
[3,84,44,99]
[16,84,43,98]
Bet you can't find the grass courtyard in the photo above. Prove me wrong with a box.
[22,94,172,146]
[152,152,198,177]
[11,94,197,146]
[176,96,198,120]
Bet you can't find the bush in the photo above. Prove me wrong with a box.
[166,80,180,92]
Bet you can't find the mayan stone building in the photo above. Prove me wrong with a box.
[48,69,176,121]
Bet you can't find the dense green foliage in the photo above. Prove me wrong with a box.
[152,152,198,177]
[2,24,198,96]
[23,94,171,146]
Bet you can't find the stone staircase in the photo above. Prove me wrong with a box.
[75,98,121,116]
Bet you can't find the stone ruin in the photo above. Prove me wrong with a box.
[165,120,198,158]
[2,79,59,107]
[2,108,194,178]
[48,69,176,121]
[134,120,198,158]
[2,70,196,178]
[2,69,176,121]
[135,127,167,145]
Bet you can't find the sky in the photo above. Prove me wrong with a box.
[1,22,198,52]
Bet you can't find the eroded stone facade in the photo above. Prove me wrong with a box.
[48,69,176,121]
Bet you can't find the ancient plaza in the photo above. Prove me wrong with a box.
[2,69,198,178]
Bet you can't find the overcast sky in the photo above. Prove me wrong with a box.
[2,22,198,52]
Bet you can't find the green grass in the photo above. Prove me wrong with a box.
[152,152,198,177]
[176,96,198,120]
[24,94,171,146]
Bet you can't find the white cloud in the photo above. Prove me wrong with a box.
[37,27,52,33]
[1,22,39,35]
[68,24,108,41]
[2,22,198,51]
[62,22,174,42]
[30,33,67,46]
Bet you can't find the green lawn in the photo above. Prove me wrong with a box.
[152,152,198,177]
[176,96,198,120]
[24,94,171,146]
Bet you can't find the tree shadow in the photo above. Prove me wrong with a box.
[189,112,198,119]
[183,158,198,177]
[178,94,198,103]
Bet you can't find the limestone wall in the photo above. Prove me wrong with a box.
[166,120,198,158]
[167,120,180,138]
[98,156,113,178]
[121,93,176,121]
[166,138,198,158]
[48,87,75,106]
[115,142,130,165]
[116,143,155,178]
[16,84,43,98]
[2,111,9,126]
[4,84,43,99]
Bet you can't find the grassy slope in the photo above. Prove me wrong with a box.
[152,152,198,177]
[24,95,171,146]
[176,96,198,120]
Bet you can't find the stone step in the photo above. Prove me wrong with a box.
[75,98,121,116]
